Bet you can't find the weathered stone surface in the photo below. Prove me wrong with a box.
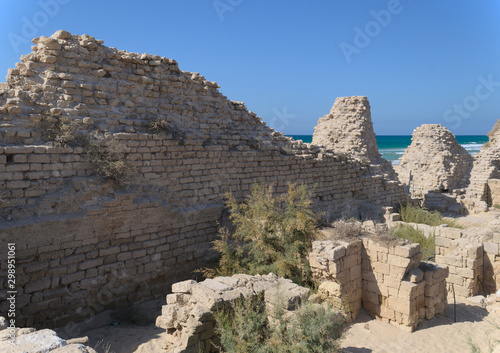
[465,120,500,212]
[0,31,407,327]
[0,329,65,353]
[312,96,399,180]
[398,124,473,203]
[0,317,7,331]
[156,273,311,352]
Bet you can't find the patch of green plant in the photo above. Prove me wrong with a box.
[398,203,463,228]
[87,133,133,186]
[202,183,317,287]
[494,204,500,210]
[391,225,435,261]
[215,295,346,353]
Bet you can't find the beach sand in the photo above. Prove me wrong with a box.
[66,297,500,353]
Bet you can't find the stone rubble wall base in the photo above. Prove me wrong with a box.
[155,274,310,353]
[310,237,448,332]
[0,326,96,353]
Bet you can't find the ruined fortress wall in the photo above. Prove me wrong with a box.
[309,237,447,332]
[0,31,405,328]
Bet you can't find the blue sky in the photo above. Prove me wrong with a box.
[0,0,499,135]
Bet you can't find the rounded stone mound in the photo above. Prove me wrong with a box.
[398,124,473,198]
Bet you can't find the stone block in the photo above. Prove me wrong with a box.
[78,258,104,271]
[25,278,51,293]
[394,243,420,258]
[350,264,362,281]
[0,329,65,352]
[441,228,462,239]
[407,268,424,283]
[456,267,475,279]
[172,279,197,293]
[484,242,499,256]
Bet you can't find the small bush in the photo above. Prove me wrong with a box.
[398,203,462,228]
[147,118,185,144]
[203,183,317,286]
[87,133,133,186]
[391,225,435,261]
[41,115,79,146]
[322,219,366,240]
[215,296,346,353]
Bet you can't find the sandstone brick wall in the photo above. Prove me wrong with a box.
[397,124,473,208]
[435,228,484,299]
[0,31,406,327]
[309,237,448,332]
[463,120,500,213]
[309,239,362,321]
[488,179,500,207]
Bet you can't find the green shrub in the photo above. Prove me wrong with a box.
[398,203,462,228]
[494,204,500,210]
[391,225,435,261]
[87,133,133,186]
[203,183,317,286]
[215,296,346,353]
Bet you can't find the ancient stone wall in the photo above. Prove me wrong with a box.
[309,239,362,321]
[464,121,500,212]
[435,228,484,299]
[397,124,473,210]
[488,179,500,207]
[155,274,310,353]
[309,237,448,332]
[312,96,398,180]
[0,31,406,327]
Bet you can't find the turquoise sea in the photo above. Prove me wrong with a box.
[288,135,489,165]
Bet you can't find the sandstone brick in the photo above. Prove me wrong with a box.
[78,258,104,271]
[25,278,51,293]
[61,271,85,285]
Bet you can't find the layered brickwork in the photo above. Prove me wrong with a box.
[489,179,500,207]
[0,31,406,327]
[435,228,484,299]
[398,124,473,205]
[155,274,310,353]
[312,96,398,180]
[463,120,500,212]
[309,237,448,332]
[309,239,362,321]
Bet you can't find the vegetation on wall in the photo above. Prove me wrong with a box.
[203,183,318,287]
[87,132,133,186]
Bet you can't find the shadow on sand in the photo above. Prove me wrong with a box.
[417,302,490,331]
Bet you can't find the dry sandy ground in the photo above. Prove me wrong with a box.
[342,302,500,353]
[61,299,500,353]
